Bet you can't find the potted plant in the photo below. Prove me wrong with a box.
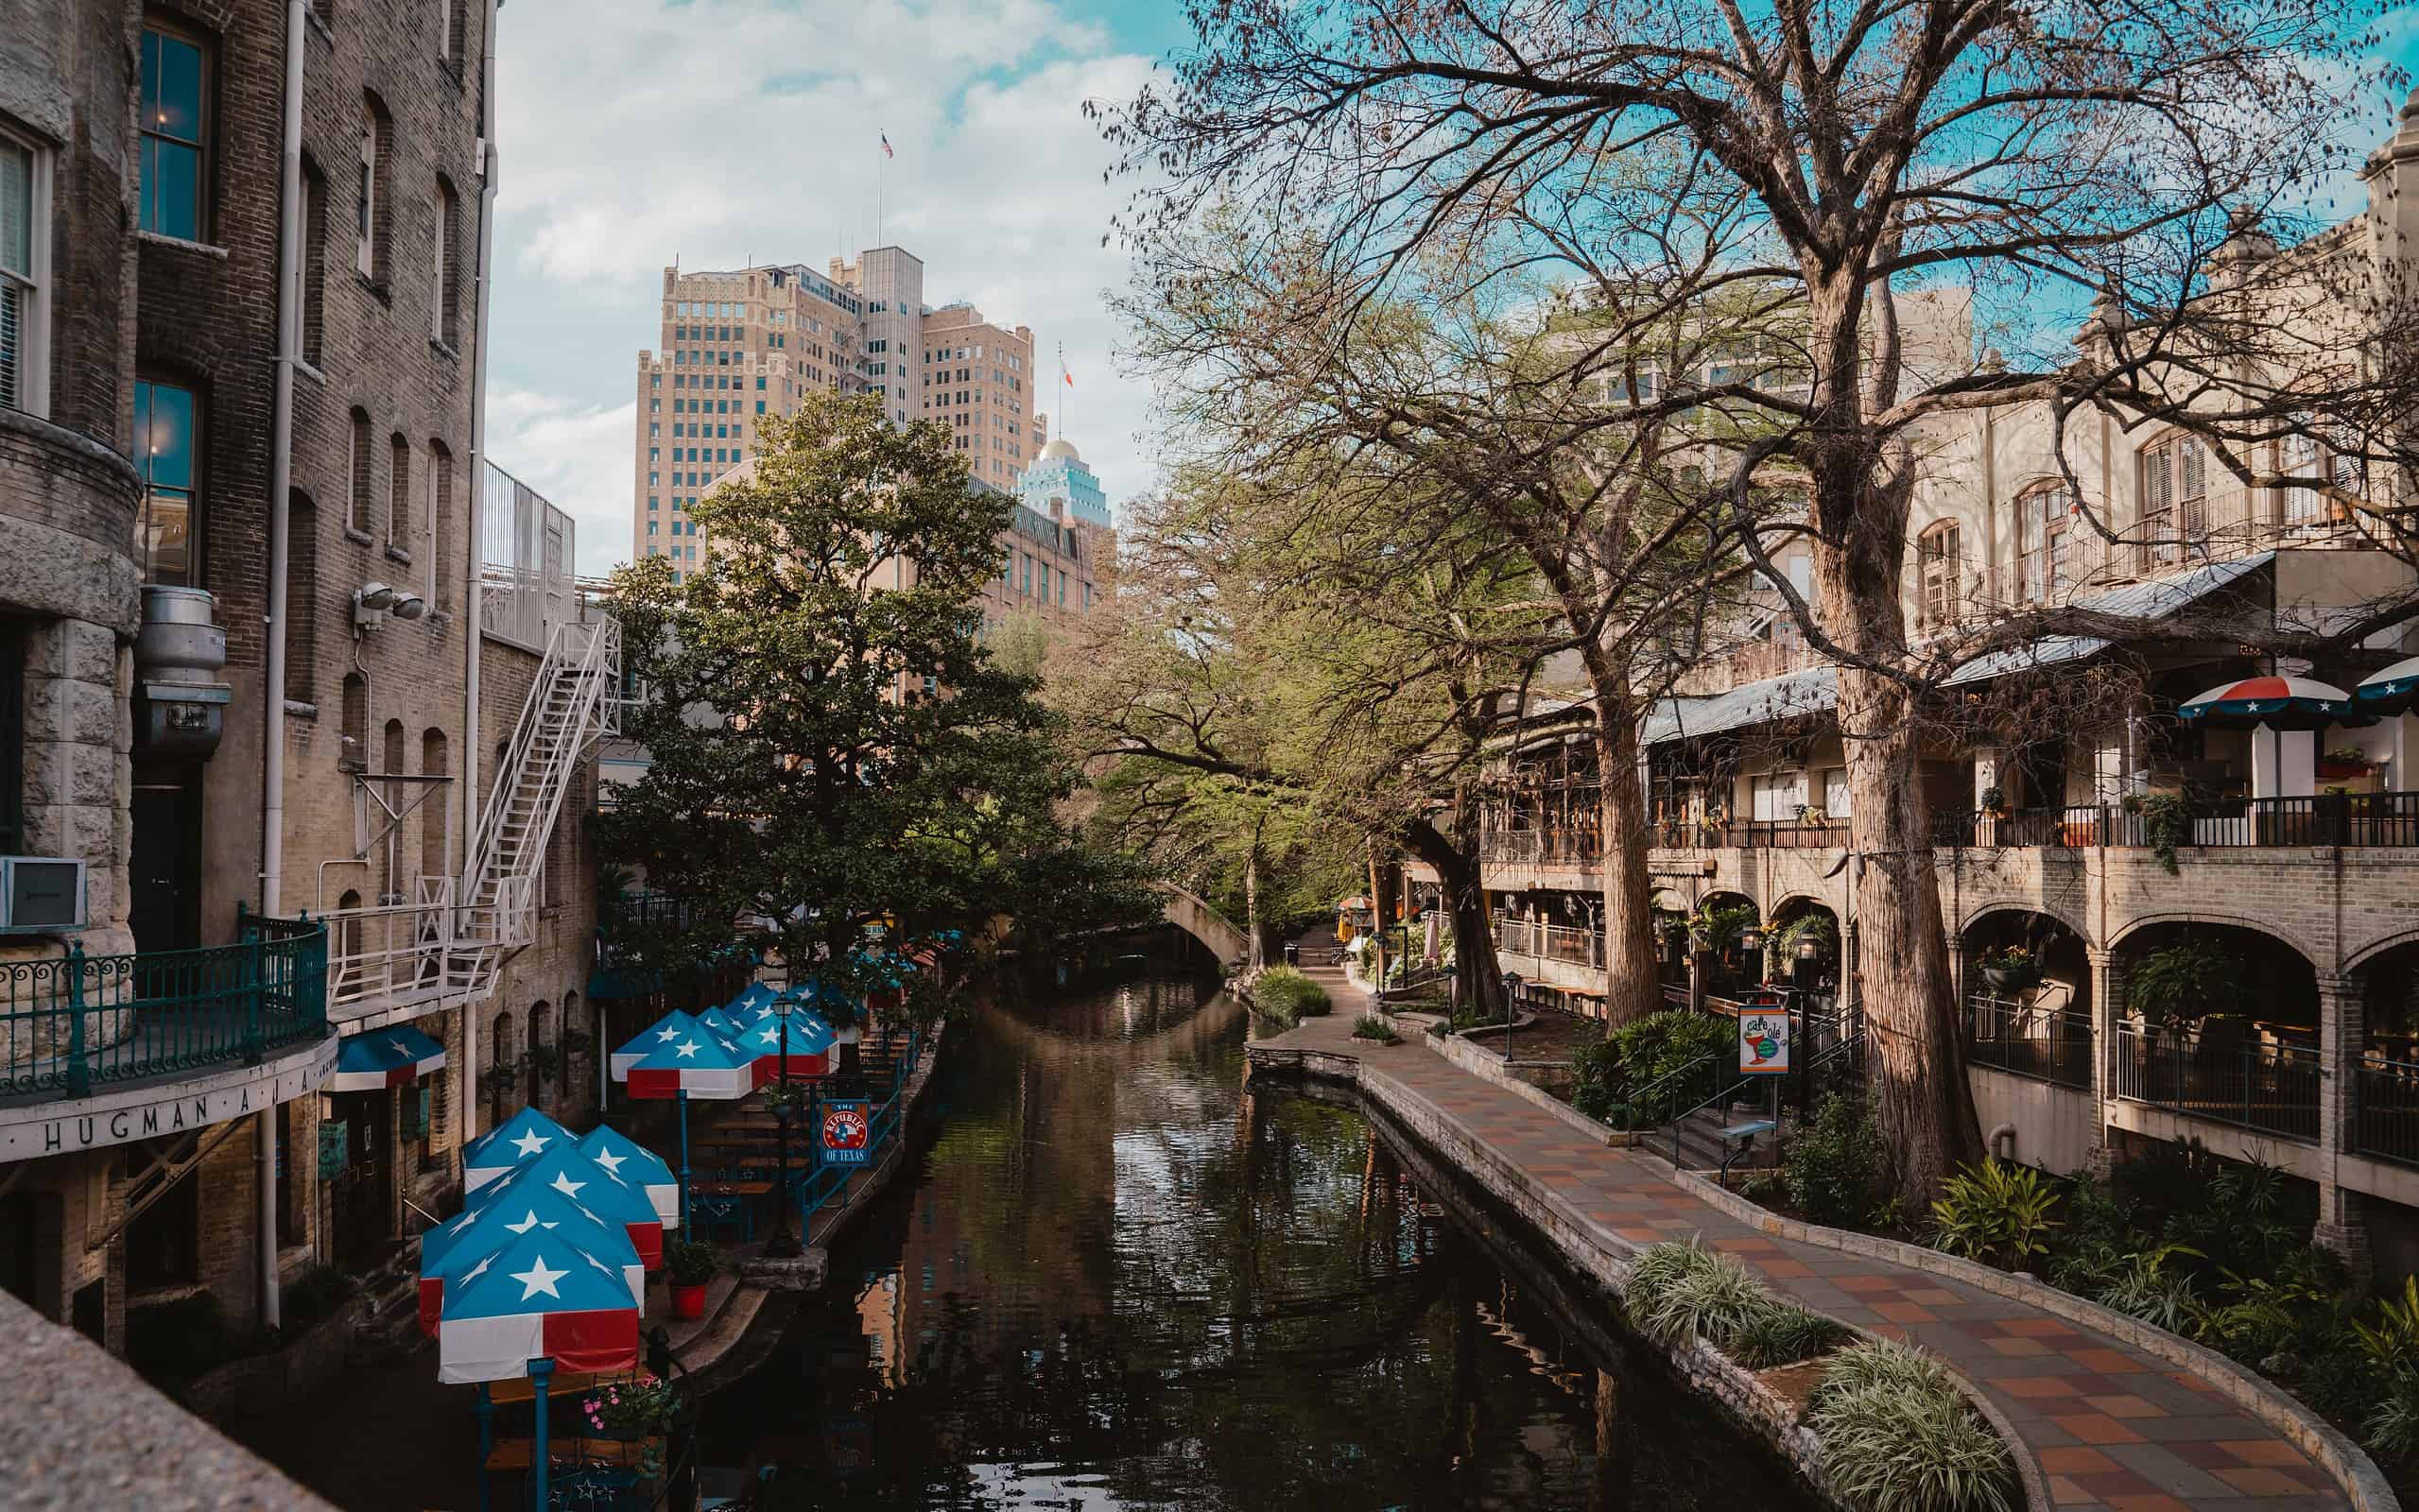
[581,1376,678,1476]
[760,1081,809,1120]
[664,1237,719,1320]
[1978,784,2006,820]
[1976,944,2041,992]
[477,1064,520,1098]
[2319,745,2375,781]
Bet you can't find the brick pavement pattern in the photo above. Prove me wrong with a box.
[1258,969,2352,1511]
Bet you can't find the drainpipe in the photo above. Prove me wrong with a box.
[460,0,504,1139]
[256,0,309,1334]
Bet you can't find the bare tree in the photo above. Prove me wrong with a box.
[1103,0,2419,1200]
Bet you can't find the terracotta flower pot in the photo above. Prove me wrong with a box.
[670,1282,708,1320]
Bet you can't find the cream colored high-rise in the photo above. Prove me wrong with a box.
[631,248,935,574]
[920,302,1044,490]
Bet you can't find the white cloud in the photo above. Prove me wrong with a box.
[485,390,636,576]
[485,0,1161,547]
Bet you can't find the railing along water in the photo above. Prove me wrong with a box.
[0,914,329,1098]
[2110,1022,2321,1142]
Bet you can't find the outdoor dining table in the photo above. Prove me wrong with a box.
[484,1366,653,1407]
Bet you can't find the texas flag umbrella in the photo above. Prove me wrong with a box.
[625,1025,767,1100]
[329,1025,447,1091]
[420,1182,644,1337]
[2178,674,2371,730]
[612,1009,719,1082]
[2358,654,2419,713]
[579,1125,681,1229]
[478,1144,666,1269]
[436,1227,642,1384]
[741,1010,836,1077]
[462,1107,575,1194]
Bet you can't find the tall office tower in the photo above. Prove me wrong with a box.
[920,302,1041,490]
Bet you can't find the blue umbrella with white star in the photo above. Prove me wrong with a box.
[461,1107,575,1194]
[611,1008,722,1082]
[472,1143,665,1269]
[578,1125,680,1229]
[621,1022,766,1230]
[436,1225,641,1383]
[418,1180,644,1337]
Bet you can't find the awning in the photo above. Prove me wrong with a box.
[329,1024,447,1091]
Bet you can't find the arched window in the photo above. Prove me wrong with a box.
[389,434,412,551]
[420,728,450,878]
[347,407,372,534]
[2014,481,2076,604]
[1916,520,1961,628]
[354,95,392,284]
[2279,413,2363,528]
[526,1002,551,1113]
[428,439,455,610]
[285,490,320,703]
[301,157,328,366]
[2139,431,2207,570]
[335,888,362,992]
[382,719,406,897]
[490,1010,515,1125]
[340,673,366,770]
[431,177,461,347]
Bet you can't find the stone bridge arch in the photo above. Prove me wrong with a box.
[1158,885,1250,964]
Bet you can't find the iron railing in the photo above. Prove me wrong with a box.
[1477,828,1603,866]
[0,913,328,1098]
[2357,1057,2419,1167]
[2110,1022,2320,1142]
[1963,993,2094,1089]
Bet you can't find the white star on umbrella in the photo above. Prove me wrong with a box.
[459,1253,496,1284]
[591,1149,628,1176]
[549,1172,586,1200]
[387,1037,414,1058]
[675,1040,701,1059]
[510,1127,550,1158]
[656,1025,680,1042]
[510,1255,568,1301]
[503,1209,560,1235]
[758,1024,782,1045]
[449,1210,480,1234]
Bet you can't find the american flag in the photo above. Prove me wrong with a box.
[880,131,893,160]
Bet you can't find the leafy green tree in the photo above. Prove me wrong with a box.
[601,393,1158,1015]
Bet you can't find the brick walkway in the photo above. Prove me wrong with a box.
[1257,970,2355,1511]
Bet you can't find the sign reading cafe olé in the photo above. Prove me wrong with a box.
[0,1057,328,1161]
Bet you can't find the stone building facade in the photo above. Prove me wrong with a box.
[1427,97,2419,1284]
[1,0,601,1366]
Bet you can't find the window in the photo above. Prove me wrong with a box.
[441,0,469,70]
[139,26,207,240]
[2139,432,2206,569]
[133,379,199,585]
[431,177,460,346]
[300,157,327,366]
[2015,482,2074,603]
[389,434,411,548]
[1,131,47,414]
[429,438,454,608]
[347,407,372,532]
[2279,415,2360,525]
[285,491,319,701]
[1916,520,1961,627]
[354,95,390,282]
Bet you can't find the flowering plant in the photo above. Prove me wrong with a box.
[583,1376,678,1442]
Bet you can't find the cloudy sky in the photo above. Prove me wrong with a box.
[482,0,1185,576]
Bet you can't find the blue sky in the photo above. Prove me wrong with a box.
[484,2,2419,576]
[484,0,1187,575]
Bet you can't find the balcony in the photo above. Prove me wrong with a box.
[1495,919,1604,967]
[2357,1058,2419,1169]
[0,914,327,1103]
[1963,993,2093,1089]
[2110,1022,2320,1143]
[1934,793,2419,850]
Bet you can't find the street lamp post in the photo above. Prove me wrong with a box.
[1500,970,1519,1059]
[765,986,802,1260]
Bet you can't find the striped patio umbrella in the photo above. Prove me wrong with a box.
[578,1125,681,1229]
[419,1181,644,1337]
[739,1010,837,1077]
[329,1024,447,1091]
[2357,654,2419,712]
[2178,675,2370,730]
[462,1107,575,1194]
[475,1144,666,1269]
[436,1227,641,1383]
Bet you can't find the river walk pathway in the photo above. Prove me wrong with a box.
[1253,966,2361,1512]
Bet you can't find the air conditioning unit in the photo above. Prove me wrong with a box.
[0,857,87,933]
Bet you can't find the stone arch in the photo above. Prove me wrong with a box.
[2344,926,2419,975]
[1957,897,2094,946]
[2108,910,2325,970]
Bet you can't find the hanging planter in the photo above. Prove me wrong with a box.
[1976,945,2041,992]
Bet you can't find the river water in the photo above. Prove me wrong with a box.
[698,954,1809,1510]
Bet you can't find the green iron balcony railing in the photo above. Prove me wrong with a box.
[0,908,329,1101]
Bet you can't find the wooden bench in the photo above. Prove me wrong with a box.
[484,1367,652,1406]
[485,1435,661,1471]
[691,1180,771,1197]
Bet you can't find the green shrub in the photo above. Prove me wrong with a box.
[1728,1302,1853,1368]
[2087,1244,2202,1336]
[1350,1013,1401,1045]
[1782,1091,1888,1228]
[665,1237,721,1288]
[1252,965,1331,1023]
[1818,1336,1957,1398]
[2364,1376,2419,1466]
[2126,941,2248,1030]
[1928,1160,2061,1271]
[1569,1010,1732,1127]
[1810,1369,2017,1512]
[1629,1241,1770,1350]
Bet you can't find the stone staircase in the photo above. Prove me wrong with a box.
[1662,1097,1783,1176]
[348,1238,430,1363]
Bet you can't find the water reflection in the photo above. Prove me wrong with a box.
[702,961,1806,1510]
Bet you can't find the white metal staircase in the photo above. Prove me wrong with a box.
[453,617,622,984]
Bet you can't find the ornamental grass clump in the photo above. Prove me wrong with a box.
[1728,1302,1856,1368]
[1625,1241,1846,1367]
[1349,1012,1401,1045]
[1809,1343,2016,1512]
[1251,965,1331,1024]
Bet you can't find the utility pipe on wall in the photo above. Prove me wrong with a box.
[459,0,504,1141]
[255,0,310,1334]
